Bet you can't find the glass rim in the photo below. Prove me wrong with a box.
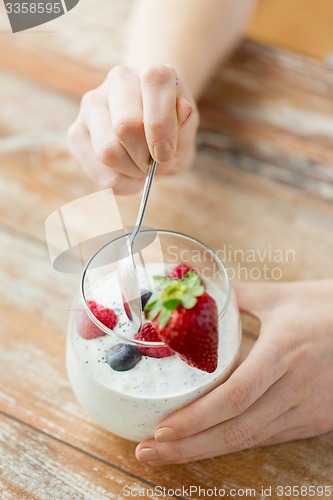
[80,229,231,347]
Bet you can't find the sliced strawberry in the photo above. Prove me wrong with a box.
[168,263,194,279]
[145,272,218,373]
[77,300,118,339]
[135,323,174,358]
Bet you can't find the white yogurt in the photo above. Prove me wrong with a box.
[67,265,241,441]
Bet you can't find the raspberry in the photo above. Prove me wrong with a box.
[135,323,174,358]
[168,263,194,279]
[77,300,118,339]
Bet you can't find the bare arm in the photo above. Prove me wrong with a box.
[68,0,256,193]
[125,0,256,98]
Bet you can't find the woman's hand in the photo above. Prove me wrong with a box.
[136,280,333,465]
[68,64,199,194]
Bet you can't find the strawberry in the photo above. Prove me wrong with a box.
[77,300,118,339]
[122,292,132,320]
[168,263,194,279]
[145,273,218,373]
[135,323,174,358]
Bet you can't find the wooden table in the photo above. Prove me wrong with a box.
[0,1,333,498]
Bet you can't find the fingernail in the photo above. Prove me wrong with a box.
[180,109,192,128]
[155,427,177,442]
[153,142,172,163]
[137,447,159,463]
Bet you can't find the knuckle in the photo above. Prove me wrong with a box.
[81,90,95,107]
[160,444,184,464]
[141,64,176,86]
[95,139,118,165]
[222,420,252,450]
[114,118,143,143]
[107,65,129,81]
[225,383,252,415]
[81,88,104,108]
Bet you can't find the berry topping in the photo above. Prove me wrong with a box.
[106,344,142,371]
[168,263,194,279]
[77,300,118,340]
[140,289,153,310]
[135,323,174,358]
[122,292,133,320]
[145,272,218,373]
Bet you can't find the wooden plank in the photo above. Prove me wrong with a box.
[0,229,332,496]
[2,0,333,202]
[197,40,333,201]
[1,124,333,276]
[1,145,333,282]
[0,75,332,282]
[2,37,333,204]
[0,226,252,466]
[0,81,332,498]
[1,9,333,492]
[0,72,78,137]
[0,0,133,95]
[0,413,170,500]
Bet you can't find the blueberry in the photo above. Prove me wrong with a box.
[140,289,152,310]
[106,343,142,371]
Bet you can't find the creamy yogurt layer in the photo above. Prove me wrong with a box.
[67,264,241,441]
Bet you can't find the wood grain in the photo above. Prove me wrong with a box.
[1,1,333,497]
[0,76,333,496]
[0,414,172,500]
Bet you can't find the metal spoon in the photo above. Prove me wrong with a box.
[117,159,157,334]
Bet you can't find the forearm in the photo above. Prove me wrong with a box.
[124,0,256,99]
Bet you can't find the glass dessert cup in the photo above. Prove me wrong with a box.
[67,230,241,442]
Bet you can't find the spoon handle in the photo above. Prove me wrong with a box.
[130,159,157,245]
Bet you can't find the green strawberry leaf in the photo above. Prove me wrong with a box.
[159,308,172,329]
[146,269,205,328]
[145,298,162,320]
[143,293,159,311]
[192,285,205,296]
[152,276,170,291]
[164,298,181,310]
[180,294,197,309]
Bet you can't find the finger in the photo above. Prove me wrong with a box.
[256,426,311,447]
[152,96,198,176]
[80,93,145,180]
[138,372,297,465]
[136,413,298,465]
[140,64,179,163]
[154,333,289,442]
[137,404,302,465]
[254,405,325,447]
[149,90,196,173]
[68,123,145,194]
[107,66,151,173]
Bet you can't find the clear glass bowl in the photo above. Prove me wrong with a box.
[67,230,241,441]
